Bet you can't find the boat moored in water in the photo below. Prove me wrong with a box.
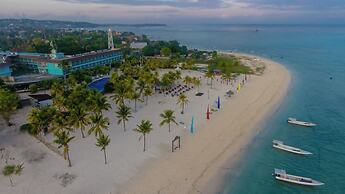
[273,169,324,186]
[287,118,316,127]
[272,140,312,155]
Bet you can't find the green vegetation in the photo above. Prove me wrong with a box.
[133,120,154,152]
[0,87,19,126]
[88,113,110,137]
[159,110,178,132]
[95,134,111,164]
[208,56,253,75]
[115,105,133,132]
[54,130,75,167]
[143,40,187,56]
[2,164,24,186]
[177,93,189,114]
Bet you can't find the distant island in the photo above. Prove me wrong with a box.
[0,18,166,30]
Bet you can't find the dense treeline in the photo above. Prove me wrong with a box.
[142,40,188,57]
[0,29,121,55]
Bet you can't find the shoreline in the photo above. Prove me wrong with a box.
[117,52,291,194]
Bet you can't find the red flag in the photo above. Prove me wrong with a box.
[206,105,210,120]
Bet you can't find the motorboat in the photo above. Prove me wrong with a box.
[272,140,312,155]
[273,169,324,186]
[287,118,316,127]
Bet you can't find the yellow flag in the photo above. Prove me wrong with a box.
[237,83,241,93]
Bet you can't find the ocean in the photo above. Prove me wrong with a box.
[108,24,345,194]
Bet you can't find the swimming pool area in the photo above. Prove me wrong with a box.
[88,77,109,93]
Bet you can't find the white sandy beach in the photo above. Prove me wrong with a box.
[117,53,291,194]
[0,53,290,194]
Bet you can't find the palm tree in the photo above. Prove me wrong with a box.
[221,73,232,84]
[133,120,153,152]
[54,130,75,167]
[115,105,132,132]
[177,93,189,114]
[159,110,178,132]
[0,88,19,126]
[58,60,71,84]
[2,164,24,186]
[131,92,142,112]
[95,134,111,164]
[88,90,111,113]
[136,79,146,98]
[28,106,56,136]
[143,86,153,105]
[205,70,215,88]
[111,84,127,105]
[88,113,109,137]
[183,76,192,86]
[192,77,201,92]
[69,106,90,138]
[51,112,73,133]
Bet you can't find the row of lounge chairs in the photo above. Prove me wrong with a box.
[158,84,194,96]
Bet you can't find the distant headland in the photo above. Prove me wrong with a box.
[0,18,167,30]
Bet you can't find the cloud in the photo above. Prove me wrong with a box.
[55,0,226,8]
[238,0,345,10]
[1,0,345,24]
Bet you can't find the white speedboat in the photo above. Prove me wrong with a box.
[273,169,324,186]
[287,118,316,127]
[273,140,312,155]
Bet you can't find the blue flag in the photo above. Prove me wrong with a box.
[190,116,195,134]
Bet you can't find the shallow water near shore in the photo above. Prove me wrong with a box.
[108,24,345,193]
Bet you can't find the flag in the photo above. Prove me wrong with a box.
[206,105,210,120]
[237,83,241,93]
[217,96,221,109]
[190,117,195,134]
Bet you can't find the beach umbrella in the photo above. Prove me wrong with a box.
[206,105,210,120]
[217,96,221,109]
[190,116,195,134]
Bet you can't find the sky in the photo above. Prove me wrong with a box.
[1,0,345,24]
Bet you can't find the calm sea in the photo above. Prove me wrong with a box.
[107,24,345,194]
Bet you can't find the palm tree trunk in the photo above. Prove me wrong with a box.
[123,121,126,132]
[143,134,146,152]
[103,149,107,164]
[3,115,10,126]
[67,150,72,167]
[134,99,137,112]
[9,176,13,186]
[80,127,85,138]
[168,123,171,132]
[211,79,213,89]
[181,104,184,114]
[146,96,148,105]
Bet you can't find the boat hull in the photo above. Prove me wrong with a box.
[273,144,312,155]
[275,176,324,186]
[287,120,316,127]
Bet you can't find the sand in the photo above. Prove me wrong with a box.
[117,53,291,194]
[0,53,290,194]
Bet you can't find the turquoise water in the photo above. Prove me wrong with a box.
[112,24,345,193]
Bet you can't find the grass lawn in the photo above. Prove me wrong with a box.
[208,56,253,75]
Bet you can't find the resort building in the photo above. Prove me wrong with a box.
[0,48,123,77]
[0,53,12,77]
